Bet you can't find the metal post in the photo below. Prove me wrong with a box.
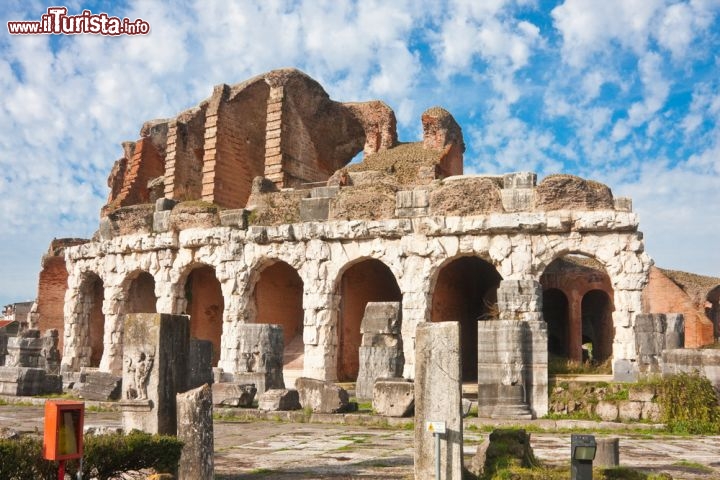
[58,459,65,480]
[435,431,441,480]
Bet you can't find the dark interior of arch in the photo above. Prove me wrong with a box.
[254,261,304,371]
[431,256,502,382]
[581,289,614,363]
[185,265,224,367]
[80,274,105,368]
[338,259,402,382]
[126,271,157,314]
[706,285,720,340]
[543,288,569,357]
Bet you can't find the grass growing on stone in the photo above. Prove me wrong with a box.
[671,460,714,473]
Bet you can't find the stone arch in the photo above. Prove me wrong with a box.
[430,255,503,381]
[543,288,569,357]
[539,253,614,364]
[582,289,614,362]
[182,264,224,367]
[123,271,157,314]
[250,259,305,372]
[77,272,105,368]
[335,257,402,381]
[706,285,720,340]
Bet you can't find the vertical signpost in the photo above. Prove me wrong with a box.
[43,400,85,480]
[426,421,446,480]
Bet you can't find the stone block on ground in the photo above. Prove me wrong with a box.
[73,371,122,401]
[295,377,351,413]
[258,389,302,411]
[177,384,213,480]
[212,383,257,407]
[372,378,414,417]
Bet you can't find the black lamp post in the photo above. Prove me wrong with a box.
[571,434,596,480]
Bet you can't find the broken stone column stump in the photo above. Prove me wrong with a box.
[594,437,620,467]
[355,302,404,400]
[414,322,463,480]
[177,384,213,480]
[120,313,190,435]
[372,378,414,417]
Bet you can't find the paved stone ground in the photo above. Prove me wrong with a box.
[2,403,720,479]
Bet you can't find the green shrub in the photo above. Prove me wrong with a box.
[0,431,183,480]
[657,371,720,434]
[0,436,56,480]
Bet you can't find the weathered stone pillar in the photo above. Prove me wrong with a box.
[177,384,214,480]
[355,302,404,400]
[120,313,190,435]
[414,322,463,480]
[478,280,548,418]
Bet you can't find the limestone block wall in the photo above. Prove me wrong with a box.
[61,208,651,382]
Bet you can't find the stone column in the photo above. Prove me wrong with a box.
[177,384,214,480]
[355,302,403,399]
[568,294,583,363]
[414,322,463,480]
[120,313,190,435]
[478,279,548,418]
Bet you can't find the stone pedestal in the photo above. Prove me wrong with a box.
[227,324,284,394]
[477,319,547,419]
[356,302,404,400]
[636,313,685,376]
[5,330,43,367]
[120,313,190,435]
[414,322,463,480]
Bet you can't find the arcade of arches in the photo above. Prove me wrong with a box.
[540,256,614,367]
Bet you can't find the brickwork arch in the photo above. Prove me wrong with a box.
[539,254,614,365]
[429,255,502,381]
[334,257,402,381]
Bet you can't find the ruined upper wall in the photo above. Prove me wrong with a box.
[102,68,415,216]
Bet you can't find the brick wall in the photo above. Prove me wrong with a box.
[164,105,208,201]
[36,256,68,351]
[202,81,269,208]
[643,266,714,347]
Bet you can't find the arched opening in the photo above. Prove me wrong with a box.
[254,261,304,373]
[184,265,224,367]
[337,259,402,381]
[431,256,502,381]
[79,273,105,368]
[126,272,157,314]
[540,254,614,369]
[707,286,720,341]
[581,290,614,363]
[543,288,569,357]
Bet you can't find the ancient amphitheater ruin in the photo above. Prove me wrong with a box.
[5,68,719,417]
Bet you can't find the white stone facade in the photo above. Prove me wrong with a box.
[61,208,652,385]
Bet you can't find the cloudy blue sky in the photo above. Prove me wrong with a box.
[1,0,719,307]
